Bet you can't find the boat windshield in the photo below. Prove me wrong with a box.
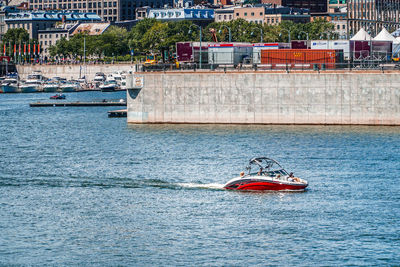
[27,75,42,80]
[247,157,289,176]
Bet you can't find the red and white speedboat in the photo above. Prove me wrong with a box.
[224,157,308,191]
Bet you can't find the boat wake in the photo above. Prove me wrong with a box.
[175,182,225,190]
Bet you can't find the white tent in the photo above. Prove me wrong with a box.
[374,28,400,55]
[350,28,372,41]
[374,28,399,43]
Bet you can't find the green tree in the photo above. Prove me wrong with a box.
[3,28,29,45]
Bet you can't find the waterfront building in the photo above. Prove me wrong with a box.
[234,6,265,24]
[28,0,174,22]
[147,7,214,25]
[232,5,309,25]
[214,7,234,22]
[39,22,110,56]
[264,6,310,25]
[347,0,400,37]
[261,0,328,13]
[5,11,101,39]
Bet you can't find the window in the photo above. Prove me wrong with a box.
[44,34,47,38]
[236,12,239,16]
[56,34,58,38]
[83,3,86,7]
[342,25,345,29]
[93,2,96,7]
[44,41,47,45]
[89,2,92,7]
[113,2,116,7]
[104,2,107,7]
[337,25,340,29]
[104,9,107,15]
[244,12,247,16]
[78,3,81,7]
[73,3,76,8]
[251,12,254,16]
[260,12,262,16]
[98,2,101,7]
[113,9,116,14]
[49,41,52,45]
[271,18,274,23]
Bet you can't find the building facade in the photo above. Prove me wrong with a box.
[347,0,400,37]
[28,0,174,22]
[5,11,101,39]
[214,7,234,22]
[147,7,214,25]
[234,6,265,24]
[261,0,327,13]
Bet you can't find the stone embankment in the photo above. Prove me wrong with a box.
[126,71,400,125]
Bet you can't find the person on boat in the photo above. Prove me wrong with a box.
[257,168,263,176]
[240,171,245,177]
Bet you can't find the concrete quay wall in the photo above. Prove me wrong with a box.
[17,64,136,80]
[127,72,400,125]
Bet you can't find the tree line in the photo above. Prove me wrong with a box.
[2,18,336,61]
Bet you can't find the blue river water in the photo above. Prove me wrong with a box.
[0,91,399,266]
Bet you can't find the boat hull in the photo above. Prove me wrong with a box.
[61,86,77,92]
[100,86,117,92]
[20,86,38,93]
[224,178,308,191]
[1,85,19,93]
[43,86,59,92]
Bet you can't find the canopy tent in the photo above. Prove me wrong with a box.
[374,28,399,43]
[350,28,372,40]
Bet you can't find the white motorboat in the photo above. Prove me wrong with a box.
[60,81,80,92]
[100,80,119,92]
[20,80,41,93]
[1,77,20,93]
[43,80,59,92]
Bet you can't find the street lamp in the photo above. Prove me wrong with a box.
[188,24,203,69]
[279,28,291,43]
[298,30,309,40]
[251,27,263,43]
[218,25,232,42]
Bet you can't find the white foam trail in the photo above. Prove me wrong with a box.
[176,183,225,190]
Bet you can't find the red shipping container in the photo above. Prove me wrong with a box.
[260,49,341,69]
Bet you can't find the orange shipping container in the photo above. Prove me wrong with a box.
[260,49,342,69]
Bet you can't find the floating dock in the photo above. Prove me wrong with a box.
[108,109,127,117]
[30,101,126,107]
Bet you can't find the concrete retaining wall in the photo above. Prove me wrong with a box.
[17,64,136,81]
[127,72,400,125]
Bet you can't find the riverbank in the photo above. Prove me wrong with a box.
[127,71,400,125]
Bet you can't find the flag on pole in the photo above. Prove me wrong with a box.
[33,44,36,55]
[3,44,5,56]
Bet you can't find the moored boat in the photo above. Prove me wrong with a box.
[1,77,19,93]
[224,157,308,191]
[100,80,119,92]
[20,80,41,93]
[43,81,59,92]
[60,81,80,92]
